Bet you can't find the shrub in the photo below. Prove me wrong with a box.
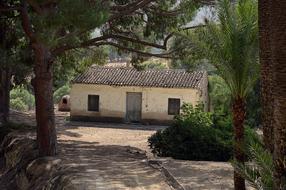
[10,97,28,111]
[10,86,35,110]
[148,103,258,161]
[174,103,213,128]
[53,85,70,103]
[148,103,233,161]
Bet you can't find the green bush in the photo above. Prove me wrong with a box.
[174,103,213,128]
[10,97,28,111]
[148,103,258,161]
[10,86,35,110]
[148,103,233,161]
[53,85,70,103]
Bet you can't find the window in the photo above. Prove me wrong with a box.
[168,98,180,115]
[88,95,99,111]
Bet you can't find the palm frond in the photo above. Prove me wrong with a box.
[231,139,273,190]
[181,0,259,99]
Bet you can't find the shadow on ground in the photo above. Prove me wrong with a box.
[58,140,170,190]
[161,159,234,190]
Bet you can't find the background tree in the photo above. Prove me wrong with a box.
[177,0,259,189]
[208,75,231,113]
[0,7,32,123]
[53,47,109,91]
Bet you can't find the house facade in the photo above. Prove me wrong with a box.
[70,67,208,125]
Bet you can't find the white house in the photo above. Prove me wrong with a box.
[70,66,208,125]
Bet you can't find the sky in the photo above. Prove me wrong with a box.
[189,6,215,26]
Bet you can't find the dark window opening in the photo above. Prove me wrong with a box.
[88,95,99,111]
[168,98,180,115]
[62,98,67,104]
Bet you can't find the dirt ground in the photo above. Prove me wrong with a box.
[8,110,238,190]
[9,110,171,190]
[58,122,165,156]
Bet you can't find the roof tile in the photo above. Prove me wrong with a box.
[72,66,206,89]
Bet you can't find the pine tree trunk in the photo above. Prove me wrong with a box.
[0,68,11,124]
[19,0,57,156]
[258,0,274,153]
[32,43,57,156]
[268,1,286,189]
[232,97,246,190]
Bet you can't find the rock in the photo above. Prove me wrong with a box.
[4,136,37,169]
[0,133,38,189]
[26,157,64,190]
[42,174,76,190]
[0,134,74,190]
[26,157,62,180]
[15,170,30,190]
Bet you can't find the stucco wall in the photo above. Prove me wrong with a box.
[70,84,203,123]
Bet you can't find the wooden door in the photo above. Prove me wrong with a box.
[126,92,142,122]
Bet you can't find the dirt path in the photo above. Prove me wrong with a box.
[9,110,171,190]
[9,110,240,190]
[57,123,171,189]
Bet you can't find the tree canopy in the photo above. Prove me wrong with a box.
[0,0,209,57]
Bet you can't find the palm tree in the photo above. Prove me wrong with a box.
[267,1,286,189]
[232,131,273,190]
[182,0,259,189]
[233,143,274,190]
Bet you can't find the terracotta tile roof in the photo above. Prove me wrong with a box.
[72,66,206,89]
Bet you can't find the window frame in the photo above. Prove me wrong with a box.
[88,95,99,112]
[168,98,181,115]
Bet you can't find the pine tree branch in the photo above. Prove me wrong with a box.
[19,0,37,43]
[52,32,172,55]
[52,23,206,57]
[110,0,151,12]
[109,0,154,21]
[95,41,173,58]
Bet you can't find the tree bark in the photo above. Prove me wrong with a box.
[0,68,11,124]
[19,0,57,156]
[268,1,286,189]
[232,97,246,190]
[258,0,274,153]
[32,43,57,156]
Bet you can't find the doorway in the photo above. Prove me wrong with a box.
[126,92,142,123]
